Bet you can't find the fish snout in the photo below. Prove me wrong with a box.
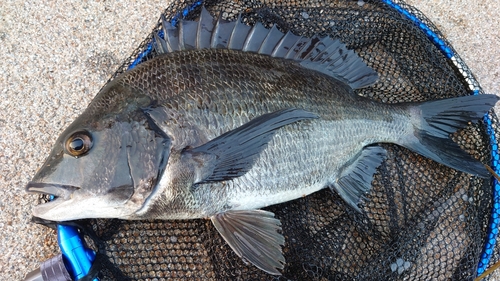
[25,182,80,201]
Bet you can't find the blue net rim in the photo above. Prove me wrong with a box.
[379,0,499,276]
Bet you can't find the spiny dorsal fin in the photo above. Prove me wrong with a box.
[211,13,236,49]
[153,7,378,89]
[197,6,214,49]
[157,14,179,52]
[242,22,269,52]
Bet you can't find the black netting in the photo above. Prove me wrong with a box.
[37,0,500,280]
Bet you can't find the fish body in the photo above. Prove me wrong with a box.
[123,48,405,219]
[26,8,498,275]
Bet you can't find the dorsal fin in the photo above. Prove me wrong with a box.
[197,6,213,49]
[229,14,252,49]
[153,7,378,89]
[242,22,269,52]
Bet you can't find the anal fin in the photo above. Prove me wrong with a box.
[211,210,285,275]
[332,145,387,212]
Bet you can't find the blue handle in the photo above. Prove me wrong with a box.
[57,224,97,281]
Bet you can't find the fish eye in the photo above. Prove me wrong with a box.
[65,131,93,157]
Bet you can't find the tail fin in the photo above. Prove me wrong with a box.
[405,94,499,178]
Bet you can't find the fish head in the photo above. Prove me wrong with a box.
[26,85,169,221]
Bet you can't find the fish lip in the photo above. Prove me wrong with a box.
[25,182,80,200]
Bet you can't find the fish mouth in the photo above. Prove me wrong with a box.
[26,182,80,202]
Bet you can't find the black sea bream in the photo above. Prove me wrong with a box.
[26,8,498,274]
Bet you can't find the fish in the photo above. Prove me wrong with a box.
[26,7,498,275]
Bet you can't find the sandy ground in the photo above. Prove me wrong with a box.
[0,0,498,280]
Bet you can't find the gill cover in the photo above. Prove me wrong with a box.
[27,103,170,220]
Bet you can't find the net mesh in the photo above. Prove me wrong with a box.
[38,0,500,280]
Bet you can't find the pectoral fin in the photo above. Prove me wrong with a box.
[331,145,387,212]
[187,108,318,183]
[210,210,285,275]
